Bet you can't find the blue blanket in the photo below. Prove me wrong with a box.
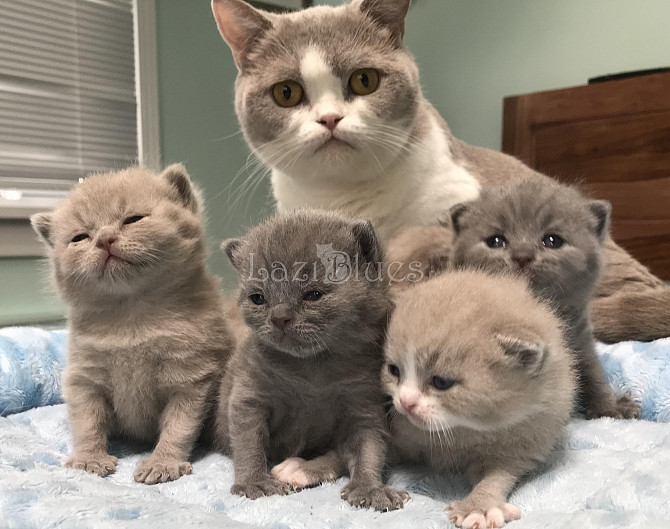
[1,329,669,528]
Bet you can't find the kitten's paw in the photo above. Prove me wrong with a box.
[65,453,118,477]
[614,395,642,419]
[133,457,192,484]
[271,456,342,490]
[231,476,290,499]
[340,483,410,512]
[447,501,521,528]
[585,395,641,420]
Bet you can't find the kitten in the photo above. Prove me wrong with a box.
[449,177,641,420]
[211,0,670,344]
[215,210,409,511]
[31,165,232,483]
[383,270,576,529]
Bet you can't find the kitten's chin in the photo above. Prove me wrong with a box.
[260,334,326,358]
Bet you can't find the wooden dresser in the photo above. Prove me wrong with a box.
[502,72,670,280]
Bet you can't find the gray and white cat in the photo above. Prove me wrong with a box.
[211,0,670,344]
[449,177,641,420]
[383,269,576,529]
[215,209,409,511]
[31,165,232,483]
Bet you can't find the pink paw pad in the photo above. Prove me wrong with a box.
[270,457,311,489]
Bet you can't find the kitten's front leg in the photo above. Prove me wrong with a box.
[228,396,289,499]
[134,387,209,484]
[339,428,409,512]
[577,336,641,420]
[447,467,521,529]
[64,373,117,477]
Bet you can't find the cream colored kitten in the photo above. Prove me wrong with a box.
[383,270,575,528]
[31,165,232,484]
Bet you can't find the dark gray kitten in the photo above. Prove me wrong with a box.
[449,177,641,420]
[215,209,409,511]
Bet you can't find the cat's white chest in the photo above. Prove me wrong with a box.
[271,114,480,239]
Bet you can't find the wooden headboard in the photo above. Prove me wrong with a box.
[502,72,670,280]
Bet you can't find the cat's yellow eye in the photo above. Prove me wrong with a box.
[349,68,380,96]
[272,81,304,108]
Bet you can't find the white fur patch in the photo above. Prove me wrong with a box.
[299,47,344,115]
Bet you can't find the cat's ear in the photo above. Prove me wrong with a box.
[221,238,244,271]
[588,199,611,242]
[496,334,546,376]
[211,0,272,69]
[358,0,411,44]
[352,220,381,264]
[31,212,54,248]
[448,203,469,234]
[160,164,202,215]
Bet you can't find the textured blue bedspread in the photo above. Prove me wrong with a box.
[1,330,669,528]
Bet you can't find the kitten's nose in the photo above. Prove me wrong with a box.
[512,253,534,270]
[270,304,294,332]
[317,114,343,131]
[271,315,293,331]
[96,234,117,251]
[399,396,418,414]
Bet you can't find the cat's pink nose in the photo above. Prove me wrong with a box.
[271,315,293,331]
[317,114,343,131]
[96,235,117,250]
[399,396,418,414]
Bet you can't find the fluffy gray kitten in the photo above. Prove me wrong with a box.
[215,209,409,511]
[449,177,641,420]
[383,270,576,529]
[31,165,232,483]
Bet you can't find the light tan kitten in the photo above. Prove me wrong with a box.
[382,270,575,528]
[31,165,232,484]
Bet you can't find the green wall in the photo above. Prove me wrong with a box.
[2,0,669,325]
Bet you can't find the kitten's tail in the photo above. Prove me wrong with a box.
[590,288,670,343]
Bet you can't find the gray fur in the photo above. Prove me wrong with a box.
[31,166,232,483]
[383,270,576,527]
[215,209,409,511]
[449,177,641,420]
[212,0,670,344]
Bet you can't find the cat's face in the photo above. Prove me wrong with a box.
[381,271,559,433]
[224,210,389,357]
[31,165,205,302]
[212,0,419,183]
[449,179,611,304]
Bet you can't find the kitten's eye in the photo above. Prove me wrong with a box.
[71,233,89,243]
[485,235,507,249]
[303,290,323,302]
[542,234,564,249]
[272,81,304,108]
[123,215,145,225]
[388,364,400,377]
[249,293,267,305]
[349,68,380,96]
[432,376,456,391]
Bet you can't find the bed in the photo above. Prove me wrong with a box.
[1,327,669,528]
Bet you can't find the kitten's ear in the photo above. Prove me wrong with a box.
[211,0,272,69]
[30,212,54,248]
[496,334,546,376]
[358,0,411,43]
[160,164,202,215]
[221,238,244,271]
[588,199,611,242]
[352,220,381,264]
[448,203,469,234]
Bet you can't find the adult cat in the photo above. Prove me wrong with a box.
[211,0,670,343]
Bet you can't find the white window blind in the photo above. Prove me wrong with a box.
[0,0,138,212]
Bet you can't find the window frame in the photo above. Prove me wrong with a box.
[0,0,161,257]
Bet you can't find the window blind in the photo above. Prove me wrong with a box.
[0,0,137,196]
